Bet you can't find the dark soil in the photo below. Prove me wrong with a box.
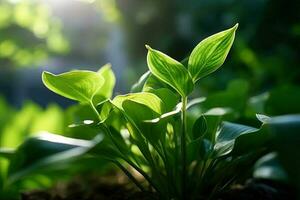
[217,179,296,200]
[21,174,296,200]
[21,172,157,200]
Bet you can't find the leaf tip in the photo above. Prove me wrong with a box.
[145,44,152,51]
[104,63,112,69]
[233,23,239,31]
[42,71,50,82]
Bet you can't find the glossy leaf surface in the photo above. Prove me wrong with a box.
[188,24,238,82]
[42,70,104,103]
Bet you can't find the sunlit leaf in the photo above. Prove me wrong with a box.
[93,63,116,105]
[146,45,194,97]
[112,92,165,115]
[188,24,238,82]
[42,70,104,103]
[131,71,151,93]
[0,148,15,160]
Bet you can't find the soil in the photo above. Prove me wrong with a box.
[21,174,296,200]
[217,179,296,200]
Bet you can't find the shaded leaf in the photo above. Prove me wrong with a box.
[254,152,288,182]
[266,115,300,191]
[192,115,207,140]
[8,132,102,183]
[214,122,258,157]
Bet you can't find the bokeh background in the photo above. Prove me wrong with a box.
[1,0,299,107]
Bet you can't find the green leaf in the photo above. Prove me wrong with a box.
[8,132,102,183]
[266,115,300,191]
[93,64,116,105]
[146,45,194,97]
[42,70,104,103]
[214,122,258,157]
[123,101,166,144]
[131,71,151,93]
[112,92,165,115]
[147,88,179,112]
[192,115,207,140]
[256,114,271,123]
[187,138,211,164]
[254,152,288,182]
[0,148,15,160]
[188,24,238,82]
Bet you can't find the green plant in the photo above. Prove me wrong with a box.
[3,24,299,200]
[41,24,262,199]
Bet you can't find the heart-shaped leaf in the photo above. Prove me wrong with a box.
[42,70,104,103]
[188,24,238,82]
[146,45,194,97]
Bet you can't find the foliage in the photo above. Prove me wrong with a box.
[0,0,69,68]
[0,24,299,200]
[0,98,109,199]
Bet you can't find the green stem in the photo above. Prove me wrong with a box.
[181,96,187,199]
[89,101,101,121]
[88,101,161,194]
[113,160,146,192]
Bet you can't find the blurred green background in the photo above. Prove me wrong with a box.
[1,0,299,107]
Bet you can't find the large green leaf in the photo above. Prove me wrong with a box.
[146,45,194,97]
[8,132,102,183]
[42,70,104,103]
[214,122,258,157]
[254,152,288,182]
[188,24,238,82]
[266,115,300,191]
[146,88,178,112]
[123,101,166,144]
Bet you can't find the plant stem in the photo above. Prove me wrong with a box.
[88,101,160,194]
[181,96,187,199]
[89,101,101,121]
[113,160,146,192]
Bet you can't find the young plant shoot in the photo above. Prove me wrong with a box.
[40,24,265,199]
